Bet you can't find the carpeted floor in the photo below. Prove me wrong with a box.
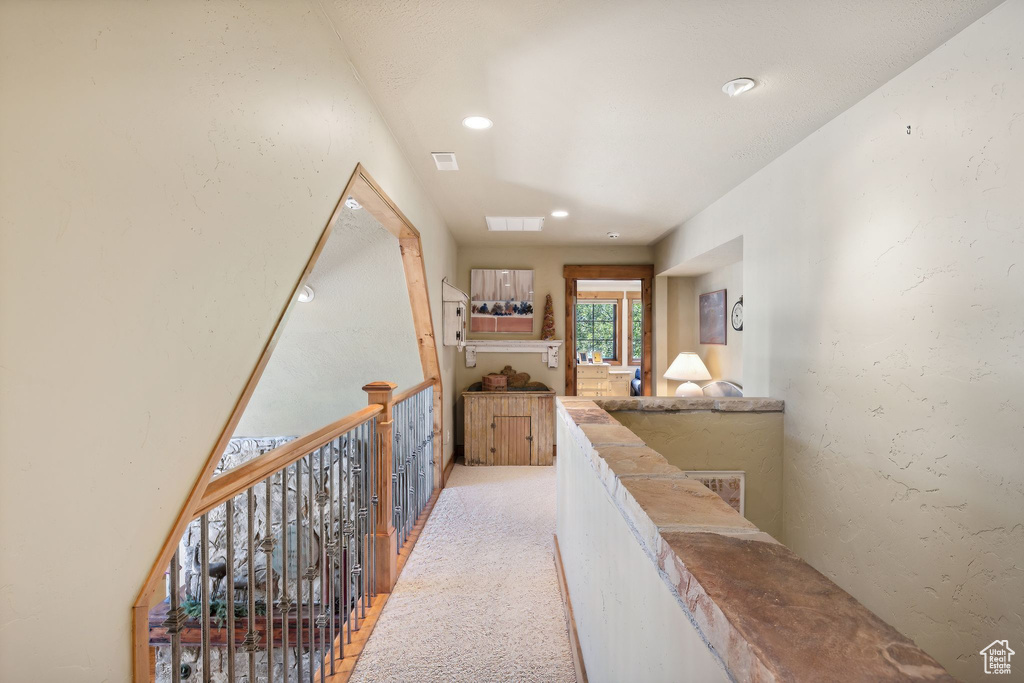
[350,464,577,683]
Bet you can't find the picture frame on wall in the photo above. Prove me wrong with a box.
[470,269,534,333]
[699,289,727,345]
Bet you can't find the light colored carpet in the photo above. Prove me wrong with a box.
[350,464,577,683]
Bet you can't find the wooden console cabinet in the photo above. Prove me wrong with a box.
[463,390,555,466]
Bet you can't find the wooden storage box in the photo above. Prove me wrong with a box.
[463,389,554,466]
[482,374,508,392]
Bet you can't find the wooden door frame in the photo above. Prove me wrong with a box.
[132,163,443,680]
[563,265,654,396]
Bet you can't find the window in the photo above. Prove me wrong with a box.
[575,301,618,360]
[629,297,643,365]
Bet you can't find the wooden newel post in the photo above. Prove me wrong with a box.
[363,381,399,593]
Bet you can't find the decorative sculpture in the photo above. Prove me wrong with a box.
[540,294,556,340]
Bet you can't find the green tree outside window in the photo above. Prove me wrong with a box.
[631,299,643,362]
[575,302,617,360]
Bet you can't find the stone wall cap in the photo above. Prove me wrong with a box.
[557,397,952,683]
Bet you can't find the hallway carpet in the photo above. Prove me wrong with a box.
[350,464,577,683]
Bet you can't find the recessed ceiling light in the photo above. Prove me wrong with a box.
[607,232,620,240]
[462,116,493,130]
[298,285,315,303]
[550,210,569,218]
[722,78,757,97]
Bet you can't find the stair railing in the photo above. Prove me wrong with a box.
[146,378,437,682]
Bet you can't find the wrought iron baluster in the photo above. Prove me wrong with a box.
[226,499,236,683]
[295,459,305,683]
[416,391,423,519]
[393,403,401,554]
[263,475,276,683]
[430,386,436,492]
[280,467,292,683]
[306,451,316,683]
[370,418,377,601]
[244,488,259,681]
[164,549,184,683]
[345,429,354,644]
[354,430,365,623]
[200,514,211,682]
[364,421,372,614]
[316,444,329,683]
[327,438,338,674]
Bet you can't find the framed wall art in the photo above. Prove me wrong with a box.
[470,269,534,333]
[699,288,727,345]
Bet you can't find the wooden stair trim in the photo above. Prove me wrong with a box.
[554,533,589,683]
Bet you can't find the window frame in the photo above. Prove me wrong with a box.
[574,295,622,364]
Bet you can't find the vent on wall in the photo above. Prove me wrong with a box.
[431,152,459,171]
[485,216,544,232]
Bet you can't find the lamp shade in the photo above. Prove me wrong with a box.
[664,352,711,381]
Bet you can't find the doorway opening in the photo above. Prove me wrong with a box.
[563,265,653,397]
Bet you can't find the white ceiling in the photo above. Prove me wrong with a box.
[323,0,1001,246]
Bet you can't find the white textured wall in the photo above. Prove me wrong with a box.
[235,207,424,437]
[0,2,457,679]
[654,3,1023,679]
[555,419,729,682]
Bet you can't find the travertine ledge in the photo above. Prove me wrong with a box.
[556,397,954,683]
[592,396,784,413]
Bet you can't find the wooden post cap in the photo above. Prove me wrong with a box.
[362,381,398,393]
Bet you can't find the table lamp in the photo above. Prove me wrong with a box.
[664,352,711,397]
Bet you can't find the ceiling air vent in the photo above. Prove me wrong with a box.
[485,216,544,232]
[431,152,459,171]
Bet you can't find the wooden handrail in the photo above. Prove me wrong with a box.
[393,376,438,405]
[194,404,383,518]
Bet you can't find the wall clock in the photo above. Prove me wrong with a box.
[731,296,743,331]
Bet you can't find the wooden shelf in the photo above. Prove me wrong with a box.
[464,340,564,368]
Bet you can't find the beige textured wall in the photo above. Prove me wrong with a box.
[0,2,457,679]
[609,411,783,539]
[694,262,743,385]
[454,245,653,442]
[663,277,696,395]
[659,263,743,395]
[654,4,1023,678]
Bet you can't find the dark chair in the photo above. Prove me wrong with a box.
[630,368,642,396]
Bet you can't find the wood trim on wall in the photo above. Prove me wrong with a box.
[626,293,642,366]
[132,164,445,681]
[553,534,589,683]
[564,276,577,396]
[563,265,653,397]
